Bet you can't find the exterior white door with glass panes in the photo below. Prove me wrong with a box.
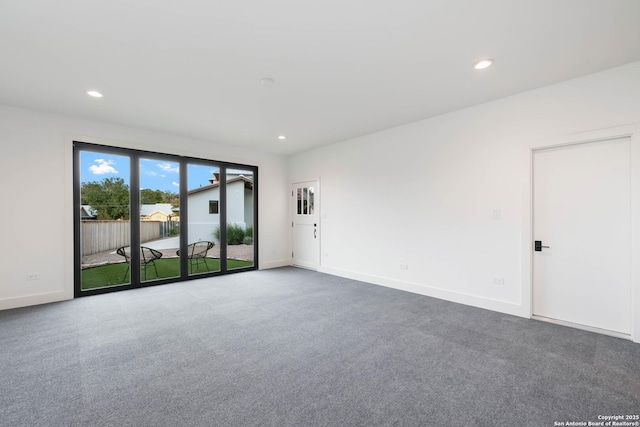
[292,181,319,270]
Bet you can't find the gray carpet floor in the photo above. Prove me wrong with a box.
[1,267,639,427]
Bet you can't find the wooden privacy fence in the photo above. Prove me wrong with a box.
[81,220,162,256]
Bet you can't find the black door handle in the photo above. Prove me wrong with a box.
[534,240,550,251]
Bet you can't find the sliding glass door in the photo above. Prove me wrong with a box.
[74,141,258,296]
[78,150,132,290]
[139,157,181,282]
[186,163,222,275]
[226,168,255,270]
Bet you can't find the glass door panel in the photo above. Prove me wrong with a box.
[79,151,131,290]
[139,158,181,282]
[186,164,221,275]
[75,141,258,296]
[226,168,255,270]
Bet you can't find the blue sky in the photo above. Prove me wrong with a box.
[80,151,219,192]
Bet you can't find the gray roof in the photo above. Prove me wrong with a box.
[188,175,253,195]
[140,203,174,217]
[80,205,97,218]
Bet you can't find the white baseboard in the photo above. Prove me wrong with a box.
[318,266,527,318]
[532,315,632,340]
[259,259,292,270]
[0,291,71,311]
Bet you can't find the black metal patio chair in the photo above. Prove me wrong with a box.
[176,241,214,273]
[116,246,163,281]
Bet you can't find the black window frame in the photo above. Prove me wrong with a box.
[73,141,258,297]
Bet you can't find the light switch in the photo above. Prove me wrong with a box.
[492,209,501,219]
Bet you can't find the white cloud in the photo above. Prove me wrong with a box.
[147,171,158,177]
[172,181,179,187]
[157,163,179,173]
[89,159,118,175]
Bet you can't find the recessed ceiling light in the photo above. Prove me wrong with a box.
[261,78,275,87]
[278,135,286,140]
[473,59,493,70]
[87,90,103,98]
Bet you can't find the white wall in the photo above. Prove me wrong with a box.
[186,179,254,244]
[289,61,640,341]
[244,188,254,228]
[187,187,221,244]
[0,105,290,310]
[227,180,246,228]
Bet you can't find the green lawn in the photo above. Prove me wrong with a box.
[81,258,254,290]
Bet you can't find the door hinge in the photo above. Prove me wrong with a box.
[291,190,294,197]
[292,252,294,258]
[291,221,294,227]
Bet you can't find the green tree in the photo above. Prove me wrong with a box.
[81,177,130,220]
[140,188,164,204]
[163,190,179,208]
[140,189,179,207]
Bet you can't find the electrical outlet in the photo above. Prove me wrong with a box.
[492,209,501,219]
[400,264,409,270]
[26,273,40,281]
[493,277,504,285]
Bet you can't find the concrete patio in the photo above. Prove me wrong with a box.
[81,236,254,268]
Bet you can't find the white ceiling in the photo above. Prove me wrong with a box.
[1,0,640,156]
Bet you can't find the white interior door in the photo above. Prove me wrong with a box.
[292,181,319,270]
[532,137,631,335]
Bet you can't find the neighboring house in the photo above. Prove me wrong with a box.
[80,205,97,220]
[140,203,178,222]
[187,172,254,244]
